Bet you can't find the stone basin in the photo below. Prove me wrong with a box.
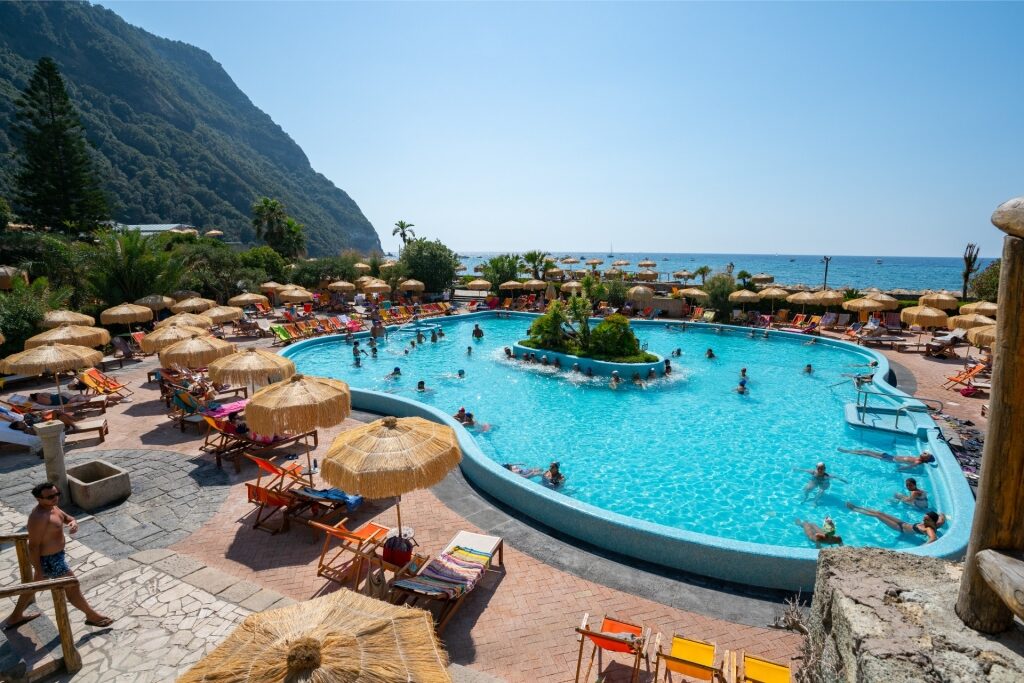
[66,459,131,511]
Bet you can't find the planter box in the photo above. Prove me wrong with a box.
[67,460,131,511]
[511,342,665,378]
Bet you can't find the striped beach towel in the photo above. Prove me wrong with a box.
[393,546,493,599]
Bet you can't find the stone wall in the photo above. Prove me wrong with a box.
[806,547,1024,682]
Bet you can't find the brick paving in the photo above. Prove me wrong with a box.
[0,324,990,682]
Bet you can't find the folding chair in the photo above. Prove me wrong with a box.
[80,368,133,399]
[574,613,650,683]
[654,633,724,681]
[727,651,792,683]
[245,483,297,534]
[310,518,391,587]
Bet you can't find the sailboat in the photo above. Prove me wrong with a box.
[607,242,614,258]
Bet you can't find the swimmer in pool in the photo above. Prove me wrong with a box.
[387,367,402,379]
[803,364,813,374]
[795,462,848,502]
[664,359,672,375]
[466,346,472,355]
[893,478,929,509]
[846,503,945,544]
[544,461,565,486]
[609,371,621,389]
[838,448,935,471]
[795,516,843,546]
[706,348,716,359]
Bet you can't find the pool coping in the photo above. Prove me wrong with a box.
[281,311,975,591]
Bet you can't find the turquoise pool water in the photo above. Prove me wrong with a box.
[285,316,952,551]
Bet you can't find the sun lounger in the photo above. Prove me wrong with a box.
[688,306,704,322]
[942,363,987,390]
[859,334,903,348]
[653,632,723,682]
[389,530,504,631]
[833,313,851,330]
[311,518,392,588]
[882,311,902,331]
[818,312,838,329]
[5,393,107,415]
[773,309,789,325]
[80,368,133,399]
[573,613,649,683]
[0,424,48,455]
[701,310,716,322]
[200,419,316,472]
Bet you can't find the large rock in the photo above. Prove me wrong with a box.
[807,547,1024,682]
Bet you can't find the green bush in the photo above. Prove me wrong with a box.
[526,300,570,351]
[0,278,70,356]
[704,273,737,318]
[605,280,627,307]
[400,238,459,294]
[588,314,643,359]
[239,246,286,281]
[971,259,1000,302]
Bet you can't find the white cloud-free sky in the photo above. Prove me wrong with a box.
[105,1,1020,257]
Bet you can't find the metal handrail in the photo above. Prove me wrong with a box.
[855,385,944,413]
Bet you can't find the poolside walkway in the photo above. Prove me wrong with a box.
[0,321,987,681]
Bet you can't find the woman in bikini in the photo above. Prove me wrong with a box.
[846,503,946,544]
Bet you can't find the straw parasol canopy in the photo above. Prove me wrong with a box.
[159,336,236,369]
[354,262,371,273]
[170,289,201,301]
[786,291,817,305]
[456,263,467,272]
[41,310,95,329]
[326,281,355,293]
[561,257,580,265]
[843,297,886,313]
[947,313,996,331]
[900,305,948,328]
[227,292,269,307]
[171,297,216,313]
[561,281,583,295]
[673,270,693,280]
[635,269,658,282]
[865,292,900,310]
[728,289,760,304]
[246,374,351,436]
[140,325,208,353]
[100,303,154,325]
[323,416,461,531]
[208,348,296,389]
[260,281,284,293]
[399,279,425,292]
[960,300,997,316]
[638,259,657,268]
[544,267,564,279]
[1,343,103,409]
[813,289,845,307]
[919,291,959,310]
[203,305,245,323]
[466,279,491,291]
[612,259,630,267]
[134,294,175,312]
[627,285,654,306]
[521,279,546,291]
[498,280,521,291]
[363,280,392,294]
[0,266,27,290]
[380,260,397,270]
[355,275,374,288]
[679,287,708,300]
[25,324,110,349]
[604,267,624,279]
[176,588,451,683]
[751,272,774,284]
[586,258,604,266]
[278,287,314,303]
[967,324,996,347]
[758,287,789,300]
[473,264,485,273]
[155,312,215,329]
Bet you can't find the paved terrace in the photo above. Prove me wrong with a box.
[0,320,986,681]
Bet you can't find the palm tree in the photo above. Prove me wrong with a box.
[392,220,415,254]
[522,250,550,280]
[83,229,183,305]
[962,243,980,301]
[736,270,752,288]
[251,197,287,246]
[694,265,712,285]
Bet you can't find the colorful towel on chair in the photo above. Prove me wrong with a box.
[299,487,363,511]
[393,547,492,599]
[202,399,249,419]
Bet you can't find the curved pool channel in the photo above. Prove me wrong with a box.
[282,312,974,590]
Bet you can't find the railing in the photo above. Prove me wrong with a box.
[855,385,944,414]
[0,533,82,675]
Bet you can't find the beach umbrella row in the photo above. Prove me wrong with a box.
[960,300,997,316]
[41,310,95,328]
[140,324,209,353]
[156,312,214,329]
[25,324,109,350]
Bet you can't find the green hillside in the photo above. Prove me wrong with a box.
[0,1,380,256]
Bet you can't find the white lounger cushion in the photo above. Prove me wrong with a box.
[0,426,46,454]
[444,531,502,557]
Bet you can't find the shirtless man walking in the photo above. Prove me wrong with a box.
[3,482,113,630]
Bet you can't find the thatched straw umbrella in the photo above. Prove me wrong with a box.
[637,259,657,268]
[363,280,392,295]
[636,269,658,282]
[786,290,817,313]
[561,281,583,296]
[679,287,708,300]
[757,286,788,314]
[260,281,284,293]
[544,267,564,280]
[627,285,654,307]
[466,279,491,292]
[473,264,485,273]
[171,297,216,313]
[354,262,371,273]
[0,266,27,290]
[586,258,604,268]
[41,310,95,329]
[246,374,351,437]
[25,324,110,349]
[100,303,154,326]
[399,279,425,293]
[919,291,959,310]
[498,280,521,291]
[278,287,314,303]
[170,289,201,301]
[176,589,450,683]
[134,294,175,312]
[604,267,624,279]
[208,348,295,392]
[0,343,102,409]
[380,260,397,270]
[521,279,546,291]
[158,336,236,369]
[967,324,996,348]
[728,289,760,310]
[140,325,208,353]
[751,272,774,284]
[227,292,269,307]
[960,301,997,317]
[203,230,224,238]
[612,259,630,267]
[323,416,461,533]
[865,292,900,310]
[673,270,693,281]
[326,281,355,293]
[203,306,245,324]
[948,313,996,331]
[156,312,214,329]
[843,297,886,313]
[900,305,948,328]
[813,289,845,308]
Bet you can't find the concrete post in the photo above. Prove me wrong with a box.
[35,421,70,501]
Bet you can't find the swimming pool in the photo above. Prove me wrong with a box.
[283,312,974,589]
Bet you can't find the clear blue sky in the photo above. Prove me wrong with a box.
[104,1,1020,257]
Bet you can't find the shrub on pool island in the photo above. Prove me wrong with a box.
[521,303,657,363]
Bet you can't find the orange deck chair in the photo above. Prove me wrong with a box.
[81,368,133,398]
[942,363,986,390]
[575,613,650,683]
[310,518,391,587]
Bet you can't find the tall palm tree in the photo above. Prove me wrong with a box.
[962,243,980,301]
[522,250,550,280]
[392,220,415,254]
[251,197,287,245]
[694,265,712,285]
[736,270,752,288]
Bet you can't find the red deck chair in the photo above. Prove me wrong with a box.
[574,613,649,683]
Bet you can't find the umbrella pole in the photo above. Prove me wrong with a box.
[54,372,64,411]
[396,496,403,536]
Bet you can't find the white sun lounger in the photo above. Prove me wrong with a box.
[0,426,48,455]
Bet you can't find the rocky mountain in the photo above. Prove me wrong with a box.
[0,1,380,255]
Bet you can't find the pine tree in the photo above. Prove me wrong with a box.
[13,57,108,234]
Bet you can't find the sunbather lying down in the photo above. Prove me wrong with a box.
[846,502,945,544]
[503,462,565,486]
[795,517,842,546]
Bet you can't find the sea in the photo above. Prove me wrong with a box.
[449,252,993,293]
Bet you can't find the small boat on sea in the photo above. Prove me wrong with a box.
[876,259,883,264]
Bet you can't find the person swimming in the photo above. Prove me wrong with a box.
[846,503,945,544]
[893,478,929,509]
[416,331,426,344]
[647,368,657,380]
[838,448,936,471]
[739,368,748,381]
[631,372,644,387]
[544,461,565,486]
[504,347,513,358]
[803,364,813,374]
[664,359,672,375]
[706,348,716,359]
[735,381,748,395]
[430,330,438,343]
[387,367,402,378]
[795,462,848,502]
[672,348,681,357]
[609,371,621,389]
[795,516,843,546]
[466,345,473,355]
[472,324,484,339]
[457,369,465,379]
[453,407,467,423]
[416,380,427,392]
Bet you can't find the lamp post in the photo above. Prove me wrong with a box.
[822,256,832,290]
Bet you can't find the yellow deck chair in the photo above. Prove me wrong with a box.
[740,653,791,683]
[654,633,721,681]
